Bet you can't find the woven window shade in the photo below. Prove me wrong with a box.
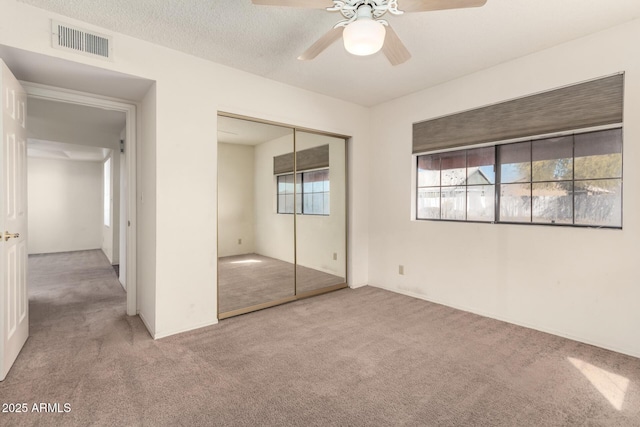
[273,144,329,174]
[413,74,624,154]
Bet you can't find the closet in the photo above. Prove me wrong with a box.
[217,114,347,318]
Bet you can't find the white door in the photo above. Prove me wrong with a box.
[0,60,28,381]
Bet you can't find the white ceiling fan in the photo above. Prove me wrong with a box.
[252,0,488,65]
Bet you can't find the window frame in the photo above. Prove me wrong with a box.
[417,147,496,223]
[415,126,623,229]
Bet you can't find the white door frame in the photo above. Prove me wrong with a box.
[22,82,138,316]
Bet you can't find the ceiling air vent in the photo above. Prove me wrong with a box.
[51,20,113,61]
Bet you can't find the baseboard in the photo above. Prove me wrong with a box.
[28,248,102,256]
[349,282,367,289]
[153,319,219,340]
[368,283,640,359]
[138,311,155,339]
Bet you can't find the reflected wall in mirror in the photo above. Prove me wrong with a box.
[294,131,347,294]
[217,116,295,314]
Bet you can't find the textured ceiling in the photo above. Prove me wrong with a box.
[17,0,640,106]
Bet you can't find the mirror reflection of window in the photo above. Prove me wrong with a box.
[276,169,329,215]
[302,169,330,215]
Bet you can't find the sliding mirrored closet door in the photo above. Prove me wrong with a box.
[217,116,296,315]
[294,131,346,296]
[217,115,347,319]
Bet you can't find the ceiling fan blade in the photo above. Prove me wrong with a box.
[252,0,333,8]
[401,0,487,13]
[298,26,344,61]
[382,25,411,66]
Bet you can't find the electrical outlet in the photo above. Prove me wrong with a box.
[238,238,242,245]
[333,252,337,261]
[399,265,404,275]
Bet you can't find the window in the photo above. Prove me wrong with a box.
[416,128,622,228]
[103,157,111,227]
[418,147,495,222]
[277,169,330,215]
[574,130,623,226]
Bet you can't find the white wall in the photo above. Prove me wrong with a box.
[27,157,102,254]
[218,142,256,257]
[2,0,370,339]
[368,20,640,357]
[137,84,157,335]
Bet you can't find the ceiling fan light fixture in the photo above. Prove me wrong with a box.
[343,16,386,56]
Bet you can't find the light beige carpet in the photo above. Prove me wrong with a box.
[1,250,639,426]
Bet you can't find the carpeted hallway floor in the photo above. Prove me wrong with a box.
[1,250,639,426]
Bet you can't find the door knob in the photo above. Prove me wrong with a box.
[3,231,20,242]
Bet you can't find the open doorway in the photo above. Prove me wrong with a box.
[27,98,127,288]
[24,83,138,315]
[0,46,150,319]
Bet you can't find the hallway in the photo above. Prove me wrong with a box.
[28,250,127,332]
[0,250,149,425]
